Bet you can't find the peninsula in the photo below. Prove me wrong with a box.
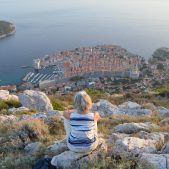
[0,20,15,39]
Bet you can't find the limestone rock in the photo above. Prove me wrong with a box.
[161,142,169,154]
[47,110,64,118]
[18,114,31,121]
[51,138,107,169]
[24,142,42,155]
[8,106,30,114]
[158,107,169,117]
[160,118,169,125]
[118,108,152,116]
[109,133,130,143]
[32,112,48,120]
[137,131,165,143]
[0,90,18,101]
[113,122,157,134]
[19,90,53,111]
[46,139,68,156]
[139,153,169,169]
[0,115,17,123]
[92,99,120,117]
[118,101,141,109]
[114,137,157,155]
[117,101,152,116]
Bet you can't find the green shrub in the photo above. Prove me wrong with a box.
[80,153,154,169]
[5,99,22,108]
[0,154,36,169]
[51,100,65,111]
[0,100,8,110]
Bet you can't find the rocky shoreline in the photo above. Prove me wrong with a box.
[0,21,16,39]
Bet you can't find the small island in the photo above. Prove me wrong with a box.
[0,20,15,39]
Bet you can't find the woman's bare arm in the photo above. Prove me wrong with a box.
[63,109,73,120]
[94,112,101,122]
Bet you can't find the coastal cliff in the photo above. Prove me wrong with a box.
[0,20,15,39]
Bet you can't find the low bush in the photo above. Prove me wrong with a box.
[15,119,49,141]
[48,117,65,136]
[5,99,22,108]
[0,154,36,169]
[0,100,8,111]
[51,100,65,111]
[80,152,155,169]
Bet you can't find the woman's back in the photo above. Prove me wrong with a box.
[68,112,98,152]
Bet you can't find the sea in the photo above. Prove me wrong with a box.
[0,0,169,85]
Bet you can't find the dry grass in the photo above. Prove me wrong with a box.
[15,119,49,142]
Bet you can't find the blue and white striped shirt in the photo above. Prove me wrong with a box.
[68,112,98,148]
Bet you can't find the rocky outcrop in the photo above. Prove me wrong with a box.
[118,101,152,116]
[0,90,18,101]
[113,122,158,134]
[8,106,30,114]
[113,137,157,155]
[24,142,42,155]
[46,139,68,156]
[92,100,152,116]
[51,138,107,169]
[139,153,169,169]
[0,115,18,123]
[92,99,120,117]
[19,90,53,112]
[47,110,64,118]
[118,101,141,109]
[161,142,169,154]
[137,131,166,143]
[0,21,16,39]
[160,118,169,125]
[158,107,169,117]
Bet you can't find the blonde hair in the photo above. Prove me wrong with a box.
[74,91,92,112]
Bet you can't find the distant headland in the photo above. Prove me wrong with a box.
[0,20,16,39]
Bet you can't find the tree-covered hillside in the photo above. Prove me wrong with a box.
[0,20,15,36]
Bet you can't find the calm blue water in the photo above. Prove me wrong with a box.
[0,0,169,85]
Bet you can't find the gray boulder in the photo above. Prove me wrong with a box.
[47,110,64,118]
[92,99,120,117]
[46,139,68,156]
[19,90,53,112]
[51,138,107,169]
[118,108,152,116]
[18,114,31,121]
[137,131,165,143]
[0,90,18,101]
[158,107,169,117]
[118,101,152,116]
[32,112,48,120]
[161,142,169,154]
[160,118,169,125]
[8,106,30,114]
[0,115,17,123]
[139,153,169,169]
[118,101,141,109]
[113,137,157,155]
[113,122,158,134]
[24,142,42,155]
[109,133,130,143]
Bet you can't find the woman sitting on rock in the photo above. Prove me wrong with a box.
[63,90,101,153]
